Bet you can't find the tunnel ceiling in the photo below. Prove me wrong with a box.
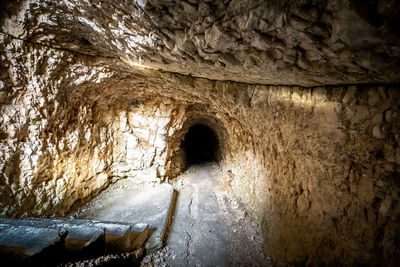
[1,0,400,87]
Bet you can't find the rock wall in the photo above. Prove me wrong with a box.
[0,34,178,216]
[229,85,400,265]
[103,68,400,264]
[121,75,400,265]
[107,101,175,183]
[0,34,116,217]
[1,0,400,86]
[1,33,399,265]
[127,69,400,265]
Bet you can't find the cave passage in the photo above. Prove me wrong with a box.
[183,124,219,165]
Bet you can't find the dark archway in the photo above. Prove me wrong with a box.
[183,124,219,166]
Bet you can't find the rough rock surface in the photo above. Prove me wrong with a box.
[0,34,175,217]
[1,0,400,86]
[1,1,400,266]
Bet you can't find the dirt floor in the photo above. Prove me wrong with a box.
[142,162,271,267]
[71,162,271,266]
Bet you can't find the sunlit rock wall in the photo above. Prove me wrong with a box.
[0,34,177,217]
[0,34,114,216]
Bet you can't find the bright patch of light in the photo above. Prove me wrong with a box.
[77,16,103,33]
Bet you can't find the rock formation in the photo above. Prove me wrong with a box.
[1,0,399,265]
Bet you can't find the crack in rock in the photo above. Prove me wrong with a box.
[185,230,193,265]
[184,196,194,265]
[188,196,193,215]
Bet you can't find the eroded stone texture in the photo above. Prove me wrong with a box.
[1,0,400,86]
[0,34,178,217]
[1,2,400,266]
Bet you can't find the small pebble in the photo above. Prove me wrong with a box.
[143,255,151,263]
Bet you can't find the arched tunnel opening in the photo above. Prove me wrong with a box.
[182,124,219,166]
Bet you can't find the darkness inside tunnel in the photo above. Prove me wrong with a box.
[183,124,219,165]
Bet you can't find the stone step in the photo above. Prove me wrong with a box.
[0,223,64,265]
[46,218,150,252]
[0,218,105,258]
[0,218,150,264]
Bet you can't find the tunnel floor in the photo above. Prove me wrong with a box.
[71,163,269,266]
[145,163,268,266]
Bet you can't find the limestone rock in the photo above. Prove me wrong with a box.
[372,124,387,139]
[1,1,400,266]
[1,0,400,86]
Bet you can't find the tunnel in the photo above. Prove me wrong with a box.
[1,1,400,266]
[182,124,219,165]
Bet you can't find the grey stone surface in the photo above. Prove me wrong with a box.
[0,217,150,262]
[45,218,150,252]
[0,223,62,257]
[142,163,268,266]
[77,183,174,251]
[167,165,232,266]
[0,218,104,244]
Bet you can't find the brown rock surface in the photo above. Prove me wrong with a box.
[1,1,400,266]
[1,0,400,86]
